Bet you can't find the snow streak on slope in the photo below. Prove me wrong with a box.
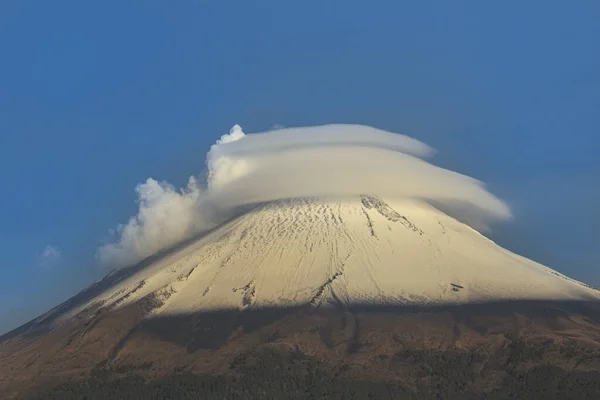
[64,196,599,323]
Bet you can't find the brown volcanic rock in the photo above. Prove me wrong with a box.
[3,301,600,399]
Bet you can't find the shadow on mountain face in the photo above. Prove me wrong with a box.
[5,300,600,400]
[131,300,600,353]
[25,300,600,399]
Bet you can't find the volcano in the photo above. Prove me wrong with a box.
[2,196,600,399]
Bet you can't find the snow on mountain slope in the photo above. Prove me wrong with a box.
[66,196,599,321]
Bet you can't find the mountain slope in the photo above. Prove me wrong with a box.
[55,195,599,322]
[2,196,600,399]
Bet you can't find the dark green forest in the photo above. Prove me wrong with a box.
[34,346,600,400]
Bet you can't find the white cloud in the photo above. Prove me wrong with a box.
[96,176,212,268]
[97,124,511,268]
[38,245,62,268]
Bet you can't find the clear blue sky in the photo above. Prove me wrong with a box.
[1,1,598,334]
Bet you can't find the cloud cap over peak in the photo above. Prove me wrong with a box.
[212,124,434,158]
[98,124,511,268]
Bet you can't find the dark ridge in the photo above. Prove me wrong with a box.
[346,314,361,354]
[361,208,377,237]
[242,286,256,307]
[309,271,344,305]
[232,280,255,293]
[451,283,464,292]
[178,265,197,281]
[112,280,146,307]
[361,194,423,234]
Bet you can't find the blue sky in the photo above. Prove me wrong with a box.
[0,1,598,334]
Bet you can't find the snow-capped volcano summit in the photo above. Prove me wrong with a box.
[4,195,600,399]
[55,195,598,324]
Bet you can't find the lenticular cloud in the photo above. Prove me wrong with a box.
[97,124,511,268]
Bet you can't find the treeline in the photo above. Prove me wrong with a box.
[34,345,600,400]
